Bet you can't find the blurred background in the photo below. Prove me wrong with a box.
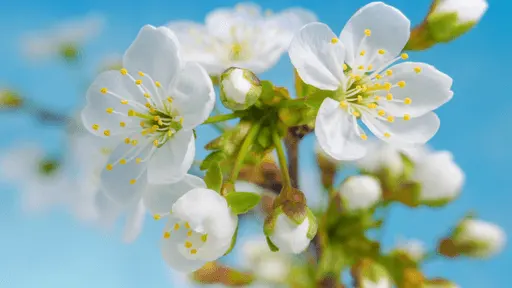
[0,0,510,287]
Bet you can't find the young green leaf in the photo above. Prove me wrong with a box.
[266,236,279,252]
[205,163,223,193]
[226,192,261,214]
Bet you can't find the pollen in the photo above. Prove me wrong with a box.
[397,81,406,88]
[106,107,113,114]
[167,97,173,103]
[144,93,150,98]
[119,121,126,128]
[153,116,160,122]
[339,101,348,108]
[401,53,409,60]
[367,103,377,109]
[129,179,137,185]
[343,64,348,71]
[414,67,422,73]
[92,124,99,131]
[360,133,368,140]
[131,139,138,146]
[153,214,161,220]
[358,65,364,70]
[367,65,373,70]
[121,100,128,105]
[375,74,383,80]
[100,88,108,94]
[187,230,193,237]
[151,125,159,132]
[386,70,393,76]
[120,68,128,75]
[163,232,171,239]
[119,159,126,165]
[153,139,159,147]
[378,110,386,116]
[103,130,111,137]
[138,71,145,77]
[360,50,366,56]
[190,249,197,255]
[145,103,152,108]
[364,29,372,36]
[134,80,141,86]
[128,110,135,117]
[387,116,395,123]
[384,132,391,138]
[124,137,131,144]
[352,111,361,117]
[404,97,412,104]
[184,222,190,229]
[106,164,113,171]
[331,37,338,44]
[155,81,161,88]
[386,93,393,101]
[404,114,411,121]
[374,96,381,101]
[357,95,363,103]
[201,234,208,242]
[384,82,392,90]
[378,49,386,55]
[135,158,142,164]
[174,223,180,230]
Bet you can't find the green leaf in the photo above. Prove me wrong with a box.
[200,151,226,171]
[223,224,239,256]
[266,236,279,252]
[205,163,222,193]
[226,192,261,214]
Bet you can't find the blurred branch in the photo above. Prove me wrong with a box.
[192,262,255,287]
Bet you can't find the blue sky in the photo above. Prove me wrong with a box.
[0,0,511,287]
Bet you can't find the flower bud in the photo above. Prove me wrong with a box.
[411,151,464,206]
[353,259,392,288]
[338,175,382,212]
[447,219,506,258]
[0,89,23,109]
[220,67,262,111]
[241,237,291,283]
[392,239,426,263]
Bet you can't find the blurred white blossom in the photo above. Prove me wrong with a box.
[268,212,312,254]
[167,2,316,75]
[241,237,291,283]
[338,175,382,212]
[453,219,506,258]
[355,141,404,176]
[394,238,426,262]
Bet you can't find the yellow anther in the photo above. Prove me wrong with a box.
[397,81,406,88]
[128,110,135,117]
[145,103,152,109]
[103,130,111,137]
[401,53,409,60]
[153,139,159,147]
[119,159,127,165]
[331,37,339,44]
[374,96,381,101]
[167,130,174,137]
[149,107,156,113]
[141,129,150,136]
[174,223,180,230]
[361,85,368,92]
[358,65,364,70]
[131,139,138,146]
[378,49,386,55]
[343,64,348,71]
[151,125,159,132]
[119,121,126,127]
[140,121,145,128]
[364,29,372,36]
[386,70,393,76]
[367,103,377,109]
[163,232,171,239]
[360,133,368,140]
[100,88,108,94]
[201,234,208,242]
[155,81,161,88]
[106,164,113,171]
[153,214,161,220]
[124,137,131,144]
[135,79,142,85]
[360,50,366,56]
[144,93,150,98]
[386,93,393,101]
[367,65,373,70]
[387,116,395,123]
[179,118,184,125]
[106,107,113,114]
[404,97,412,104]
[153,115,160,121]
[167,97,173,103]
[384,82,392,90]
[357,95,363,103]
[129,179,137,185]
[384,132,391,138]
[404,114,411,121]
[135,158,142,164]
[138,71,145,77]
[339,101,348,108]
[187,230,193,237]
[414,67,422,73]
[190,249,197,255]
[378,110,386,116]
[120,68,128,75]
[92,124,99,131]
[121,100,128,105]
[352,111,361,117]
[184,222,190,229]
[375,74,383,80]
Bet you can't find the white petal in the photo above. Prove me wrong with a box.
[122,200,146,243]
[265,8,317,45]
[123,25,181,88]
[377,62,453,117]
[362,112,440,146]
[169,62,215,130]
[147,130,195,184]
[143,174,206,215]
[100,136,153,206]
[81,71,143,137]
[315,98,367,160]
[339,2,410,69]
[161,219,207,272]
[339,175,382,211]
[288,22,346,91]
[270,215,310,254]
[205,6,259,40]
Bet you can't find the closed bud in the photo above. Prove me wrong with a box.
[448,219,506,258]
[392,239,426,263]
[338,175,382,212]
[353,259,392,288]
[220,67,262,111]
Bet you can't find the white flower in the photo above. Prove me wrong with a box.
[355,141,404,176]
[289,2,454,161]
[411,151,464,204]
[432,0,488,24]
[154,186,238,272]
[167,3,316,75]
[220,67,262,110]
[241,237,291,283]
[81,25,215,207]
[269,213,311,254]
[394,238,426,262]
[20,13,104,61]
[454,219,506,258]
[338,175,382,211]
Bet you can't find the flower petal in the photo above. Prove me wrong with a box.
[265,8,317,45]
[169,62,215,130]
[270,215,310,254]
[147,129,195,184]
[100,135,153,206]
[339,2,410,69]
[376,62,453,117]
[122,200,146,243]
[205,5,260,40]
[288,22,346,91]
[143,174,206,215]
[362,112,440,146]
[123,25,181,88]
[315,98,367,160]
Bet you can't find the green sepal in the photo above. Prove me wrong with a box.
[257,126,272,149]
[223,224,239,256]
[427,12,476,43]
[421,196,457,208]
[266,236,279,252]
[263,207,282,236]
[304,91,330,109]
[306,208,318,239]
[394,181,422,207]
[280,190,308,225]
[317,244,347,281]
[225,192,261,214]
[200,151,227,171]
[204,163,222,193]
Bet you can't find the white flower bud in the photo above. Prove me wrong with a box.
[394,239,426,262]
[355,142,404,176]
[358,261,392,288]
[241,238,291,283]
[339,176,382,212]
[220,67,262,110]
[266,207,317,254]
[453,219,506,258]
[412,151,464,205]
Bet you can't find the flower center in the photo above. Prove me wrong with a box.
[155,215,210,258]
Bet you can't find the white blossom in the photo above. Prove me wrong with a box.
[338,175,382,211]
[167,2,316,75]
[355,141,404,176]
[81,25,215,208]
[241,237,291,283]
[454,219,506,258]
[289,2,453,161]
[269,213,311,254]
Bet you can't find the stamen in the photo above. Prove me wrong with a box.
[129,179,137,185]
[135,79,142,85]
[120,122,126,127]
[201,234,208,242]
[360,50,366,56]
[384,132,391,138]
[174,223,180,230]
[155,81,161,88]
[343,64,348,71]
[387,116,395,123]
[378,110,386,116]
[364,29,372,36]
[404,114,411,121]
[190,249,197,255]
[138,71,145,77]
[92,124,99,131]
[124,138,131,144]
[386,70,393,76]
[184,241,193,248]
[360,133,368,140]
[153,214,162,220]
[119,159,127,165]
[397,81,406,88]
[378,49,386,55]
[401,53,409,60]
[386,93,393,101]
[103,130,111,137]
[121,100,129,105]
[131,139,138,146]
[331,37,339,44]
[106,164,113,171]
[100,88,108,94]
[404,97,412,104]
[414,67,422,74]
[163,232,171,238]
[135,158,142,164]
[120,68,128,75]
[339,101,348,108]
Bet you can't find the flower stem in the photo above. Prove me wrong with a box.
[276,98,307,108]
[272,129,292,188]
[229,121,261,183]
[203,112,243,124]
